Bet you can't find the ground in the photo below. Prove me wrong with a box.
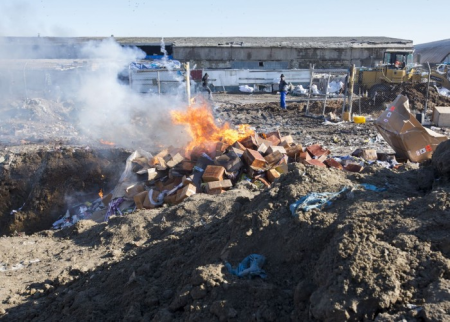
[1,91,450,321]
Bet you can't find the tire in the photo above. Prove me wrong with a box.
[368,83,391,99]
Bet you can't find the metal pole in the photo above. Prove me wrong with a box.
[157,71,161,95]
[359,87,362,115]
[322,74,331,115]
[424,62,431,115]
[306,64,314,115]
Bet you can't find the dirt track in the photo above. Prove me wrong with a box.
[1,93,450,321]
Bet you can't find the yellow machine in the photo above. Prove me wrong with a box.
[356,49,417,97]
[430,63,450,90]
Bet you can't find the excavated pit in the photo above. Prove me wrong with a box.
[0,146,129,235]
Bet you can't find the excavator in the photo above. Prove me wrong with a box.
[354,49,450,98]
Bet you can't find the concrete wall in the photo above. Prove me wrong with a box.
[174,46,413,69]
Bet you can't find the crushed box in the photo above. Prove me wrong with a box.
[374,95,447,163]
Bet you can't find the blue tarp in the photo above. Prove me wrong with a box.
[225,254,267,279]
[130,60,181,70]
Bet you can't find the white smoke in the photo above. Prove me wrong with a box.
[0,36,192,150]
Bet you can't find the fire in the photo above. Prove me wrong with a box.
[171,102,254,156]
[99,139,115,146]
[98,189,104,199]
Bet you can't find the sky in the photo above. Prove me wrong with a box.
[0,0,448,45]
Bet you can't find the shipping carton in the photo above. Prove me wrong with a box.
[374,95,448,163]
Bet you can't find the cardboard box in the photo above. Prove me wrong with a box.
[352,149,378,161]
[202,165,225,182]
[304,159,326,168]
[166,153,184,168]
[264,150,284,165]
[242,149,267,169]
[143,190,162,209]
[324,158,343,170]
[306,144,330,158]
[432,106,450,127]
[125,183,145,198]
[374,95,448,163]
[176,184,197,203]
[266,146,286,155]
[266,169,281,182]
[205,179,233,193]
[344,164,364,172]
[239,135,258,149]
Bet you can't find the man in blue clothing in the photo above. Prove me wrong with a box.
[279,74,288,109]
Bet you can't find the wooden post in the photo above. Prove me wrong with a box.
[184,62,191,106]
[322,74,331,115]
[306,64,314,115]
[348,64,356,115]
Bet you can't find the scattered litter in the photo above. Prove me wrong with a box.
[360,183,387,192]
[239,85,254,93]
[290,187,348,214]
[225,254,267,278]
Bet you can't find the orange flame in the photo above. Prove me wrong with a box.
[99,139,115,146]
[171,102,254,156]
[98,189,104,199]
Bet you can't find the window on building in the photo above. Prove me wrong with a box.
[259,61,264,67]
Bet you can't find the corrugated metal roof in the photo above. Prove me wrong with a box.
[0,36,413,49]
[415,38,450,63]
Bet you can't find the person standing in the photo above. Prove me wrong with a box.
[279,74,288,109]
[202,73,212,100]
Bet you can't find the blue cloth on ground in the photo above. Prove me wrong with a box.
[290,187,348,214]
[225,254,267,279]
[360,183,387,192]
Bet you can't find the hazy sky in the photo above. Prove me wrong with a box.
[0,0,448,45]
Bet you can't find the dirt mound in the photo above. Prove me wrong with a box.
[433,139,450,180]
[2,160,450,321]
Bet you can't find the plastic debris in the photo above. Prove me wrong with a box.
[239,85,255,93]
[290,187,348,214]
[225,254,267,279]
[360,183,387,192]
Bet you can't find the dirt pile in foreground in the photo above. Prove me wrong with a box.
[2,159,450,321]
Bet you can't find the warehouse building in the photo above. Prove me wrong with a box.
[415,38,450,64]
[0,36,413,69]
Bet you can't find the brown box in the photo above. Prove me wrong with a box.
[432,106,450,127]
[375,95,448,163]
[264,150,284,165]
[352,149,378,161]
[202,165,225,182]
[265,131,281,146]
[125,183,145,198]
[166,153,185,168]
[102,193,113,207]
[233,141,247,151]
[216,142,229,155]
[286,145,303,159]
[306,144,330,158]
[134,191,147,210]
[163,194,178,205]
[149,149,169,165]
[257,143,269,155]
[266,146,286,155]
[143,190,161,209]
[176,184,197,203]
[344,164,364,172]
[304,159,327,168]
[280,135,294,146]
[242,149,267,169]
[230,147,245,158]
[299,151,312,161]
[240,135,258,149]
[205,179,233,193]
[275,163,289,174]
[178,160,195,172]
[324,158,343,170]
[266,169,281,183]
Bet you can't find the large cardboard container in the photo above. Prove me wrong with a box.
[375,95,448,163]
[432,106,450,127]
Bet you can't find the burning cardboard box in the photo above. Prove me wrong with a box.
[375,95,448,163]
